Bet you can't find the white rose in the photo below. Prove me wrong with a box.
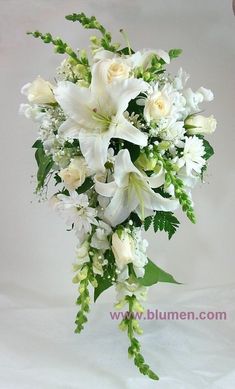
[21,76,56,104]
[185,115,217,135]
[59,157,87,190]
[144,91,172,122]
[107,61,130,83]
[93,59,130,85]
[112,231,134,270]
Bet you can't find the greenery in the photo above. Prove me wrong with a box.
[119,295,159,380]
[138,259,181,286]
[34,146,53,192]
[144,211,180,239]
[94,250,116,301]
[65,12,118,52]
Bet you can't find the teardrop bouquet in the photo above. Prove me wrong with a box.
[20,12,216,380]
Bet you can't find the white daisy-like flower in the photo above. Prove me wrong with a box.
[55,191,98,242]
[176,136,205,175]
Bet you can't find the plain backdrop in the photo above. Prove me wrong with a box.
[0,1,235,388]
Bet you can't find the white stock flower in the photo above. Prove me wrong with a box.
[183,87,214,116]
[116,281,148,302]
[173,68,189,90]
[21,76,56,104]
[54,192,98,242]
[90,221,112,251]
[95,149,178,226]
[157,120,185,147]
[176,136,205,175]
[185,114,217,135]
[59,157,88,190]
[55,73,148,171]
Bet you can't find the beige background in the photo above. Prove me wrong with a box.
[0,0,234,303]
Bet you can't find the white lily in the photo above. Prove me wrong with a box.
[95,149,178,226]
[54,72,148,172]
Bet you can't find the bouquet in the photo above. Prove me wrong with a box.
[20,12,216,380]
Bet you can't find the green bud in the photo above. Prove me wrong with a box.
[136,153,157,171]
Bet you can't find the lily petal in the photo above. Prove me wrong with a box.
[79,130,111,172]
[104,188,138,226]
[112,115,148,147]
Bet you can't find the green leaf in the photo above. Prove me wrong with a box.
[35,148,53,191]
[32,139,43,148]
[144,216,152,231]
[168,48,183,60]
[203,138,214,161]
[94,275,113,302]
[117,47,135,55]
[76,177,94,194]
[124,141,140,162]
[153,211,180,239]
[94,250,116,301]
[138,259,181,286]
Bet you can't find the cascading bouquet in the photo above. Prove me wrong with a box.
[20,12,216,380]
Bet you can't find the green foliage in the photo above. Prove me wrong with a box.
[202,138,214,161]
[65,12,117,52]
[74,265,91,333]
[157,153,196,223]
[32,139,43,148]
[144,216,152,231]
[122,296,159,380]
[27,31,80,62]
[94,250,116,301]
[168,48,183,60]
[153,211,180,239]
[76,177,94,195]
[138,259,181,286]
[35,147,53,192]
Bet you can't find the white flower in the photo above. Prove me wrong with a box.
[75,240,90,265]
[116,281,148,302]
[131,49,170,68]
[173,68,189,90]
[19,103,46,122]
[112,231,135,270]
[185,114,217,135]
[183,87,214,116]
[95,149,178,226]
[91,221,112,251]
[112,228,148,280]
[54,192,98,242]
[143,83,185,124]
[93,58,131,85]
[54,73,148,171]
[21,76,56,104]
[176,136,205,175]
[92,252,104,276]
[157,120,185,147]
[59,157,89,190]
